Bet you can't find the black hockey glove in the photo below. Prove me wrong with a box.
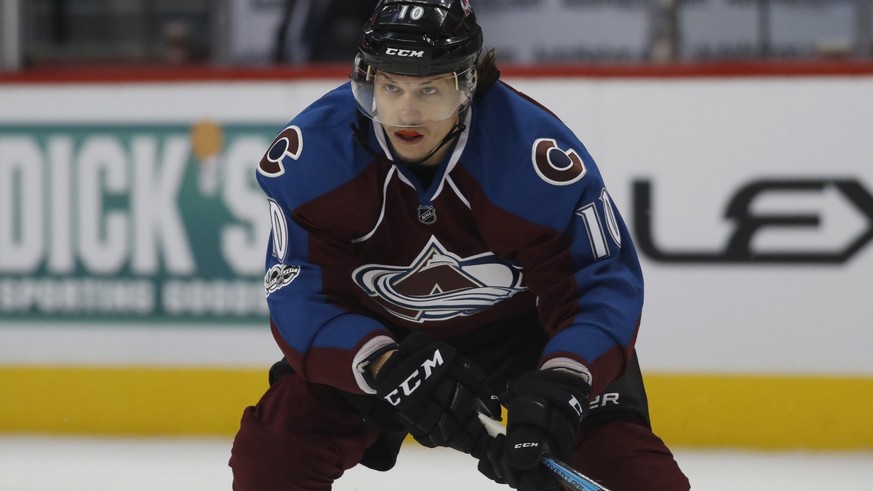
[480,369,591,491]
[374,332,501,457]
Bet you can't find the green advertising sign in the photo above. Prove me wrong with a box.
[0,123,279,324]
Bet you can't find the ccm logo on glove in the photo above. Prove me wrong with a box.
[514,442,540,449]
[382,349,444,406]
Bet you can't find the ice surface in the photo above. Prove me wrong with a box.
[0,436,870,491]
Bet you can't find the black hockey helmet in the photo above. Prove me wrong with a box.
[351,0,483,127]
[357,0,483,77]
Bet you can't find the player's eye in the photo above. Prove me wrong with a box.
[383,83,400,94]
[420,86,438,96]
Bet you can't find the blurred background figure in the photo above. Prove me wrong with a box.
[273,0,379,63]
[17,0,211,67]
[164,19,194,65]
[649,0,681,62]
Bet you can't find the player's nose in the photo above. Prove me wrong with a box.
[395,94,422,125]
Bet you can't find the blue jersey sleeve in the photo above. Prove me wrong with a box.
[468,84,644,395]
[260,201,394,393]
[535,140,644,395]
[255,93,397,394]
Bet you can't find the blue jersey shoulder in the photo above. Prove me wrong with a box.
[464,82,606,229]
[256,83,373,209]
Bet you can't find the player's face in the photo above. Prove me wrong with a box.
[374,72,465,166]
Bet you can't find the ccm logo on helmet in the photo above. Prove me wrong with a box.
[385,47,424,58]
[383,349,444,406]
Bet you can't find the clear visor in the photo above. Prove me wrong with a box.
[351,64,475,128]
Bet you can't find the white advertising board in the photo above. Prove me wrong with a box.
[1,74,871,376]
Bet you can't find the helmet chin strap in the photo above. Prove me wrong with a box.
[391,118,466,167]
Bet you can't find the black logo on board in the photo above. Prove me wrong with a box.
[633,178,873,264]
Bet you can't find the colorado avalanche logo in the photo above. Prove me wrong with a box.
[532,138,586,186]
[353,236,525,323]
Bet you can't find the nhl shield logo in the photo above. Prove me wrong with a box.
[417,205,437,225]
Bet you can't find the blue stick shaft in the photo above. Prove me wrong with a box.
[541,454,610,491]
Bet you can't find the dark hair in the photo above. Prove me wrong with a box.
[475,48,501,96]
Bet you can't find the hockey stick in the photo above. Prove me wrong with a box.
[477,413,612,491]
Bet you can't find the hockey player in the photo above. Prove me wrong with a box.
[229,1,690,490]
